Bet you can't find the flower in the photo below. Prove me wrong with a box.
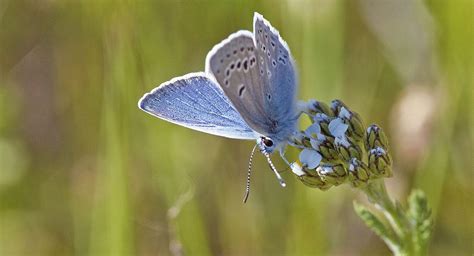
[292,100,432,256]
[317,163,347,185]
[348,158,370,187]
[288,99,393,189]
[299,148,322,169]
[303,99,334,117]
[366,124,389,151]
[290,162,332,190]
[368,147,393,178]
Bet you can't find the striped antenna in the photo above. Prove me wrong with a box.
[262,151,287,187]
[243,144,258,203]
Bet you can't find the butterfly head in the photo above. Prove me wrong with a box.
[257,136,278,154]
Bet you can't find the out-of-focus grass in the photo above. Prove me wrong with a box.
[0,0,472,255]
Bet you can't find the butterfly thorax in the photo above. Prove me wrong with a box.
[257,114,298,154]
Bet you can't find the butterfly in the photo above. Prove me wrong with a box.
[138,13,298,202]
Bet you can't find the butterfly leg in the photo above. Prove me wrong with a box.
[296,100,313,116]
[279,145,291,166]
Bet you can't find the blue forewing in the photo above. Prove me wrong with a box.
[139,72,257,140]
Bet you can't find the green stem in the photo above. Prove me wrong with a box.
[361,180,417,256]
[364,180,406,237]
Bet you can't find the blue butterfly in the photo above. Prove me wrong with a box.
[139,13,298,201]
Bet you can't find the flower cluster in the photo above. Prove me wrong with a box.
[288,99,392,189]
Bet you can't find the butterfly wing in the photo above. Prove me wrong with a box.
[206,13,297,142]
[139,72,256,140]
[205,30,269,135]
[253,13,297,129]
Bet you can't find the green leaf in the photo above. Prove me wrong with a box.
[353,201,400,252]
[407,190,433,255]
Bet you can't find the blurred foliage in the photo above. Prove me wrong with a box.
[0,0,472,255]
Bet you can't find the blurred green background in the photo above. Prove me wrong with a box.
[0,0,472,255]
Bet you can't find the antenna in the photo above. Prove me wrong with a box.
[243,144,258,203]
[262,151,287,187]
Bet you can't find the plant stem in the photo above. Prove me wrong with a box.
[361,180,417,256]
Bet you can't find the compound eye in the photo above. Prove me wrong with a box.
[262,137,274,147]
